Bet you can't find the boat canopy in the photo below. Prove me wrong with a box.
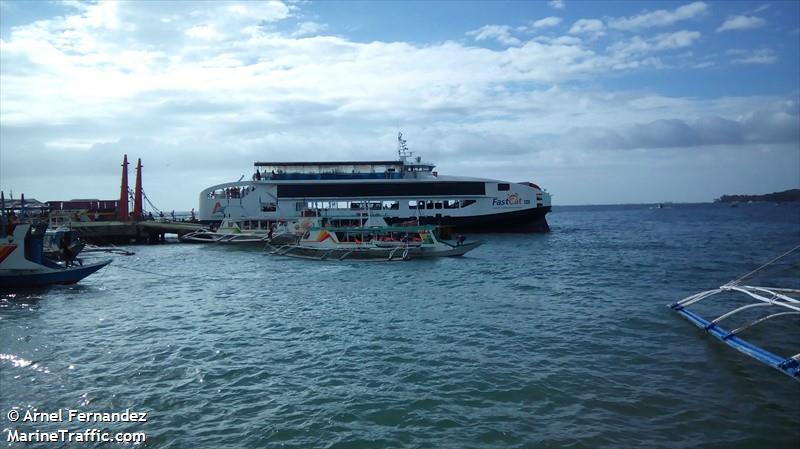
[253,160,434,181]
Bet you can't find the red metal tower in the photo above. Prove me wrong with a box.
[117,154,129,221]
[133,158,143,220]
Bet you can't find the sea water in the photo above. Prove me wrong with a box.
[1,203,798,448]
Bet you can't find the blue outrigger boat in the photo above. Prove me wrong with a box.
[1,192,111,288]
[669,246,800,381]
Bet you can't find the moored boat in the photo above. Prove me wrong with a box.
[0,223,110,288]
[198,134,552,233]
[179,217,302,245]
[269,224,483,261]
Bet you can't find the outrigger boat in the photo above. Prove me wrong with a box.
[0,223,111,288]
[269,224,483,261]
[668,245,800,381]
[179,217,299,245]
[1,191,110,288]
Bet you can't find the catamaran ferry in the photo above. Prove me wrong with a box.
[197,134,552,232]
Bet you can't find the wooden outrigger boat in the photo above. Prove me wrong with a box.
[269,224,483,261]
[180,217,299,245]
[0,223,111,288]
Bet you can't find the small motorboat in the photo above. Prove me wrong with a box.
[269,224,483,261]
[0,223,110,288]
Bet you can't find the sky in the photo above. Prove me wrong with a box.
[0,0,798,208]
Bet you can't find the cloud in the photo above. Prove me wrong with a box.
[727,48,777,64]
[608,2,708,30]
[549,0,565,10]
[292,21,326,37]
[532,17,563,28]
[610,31,701,56]
[225,1,291,23]
[565,105,799,150]
[185,24,222,40]
[568,19,605,36]
[467,25,521,46]
[716,15,767,32]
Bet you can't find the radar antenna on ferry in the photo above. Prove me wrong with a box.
[397,132,412,160]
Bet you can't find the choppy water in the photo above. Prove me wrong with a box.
[2,203,799,448]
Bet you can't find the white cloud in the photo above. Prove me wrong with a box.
[568,19,605,36]
[226,1,291,23]
[608,1,708,30]
[467,25,521,46]
[549,0,565,10]
[292,21,326,37]
[728,48,777,64]
[716,15,767,32]
[610,31,701,56]
[532,17,563,28]
[185,24,222,40]
[653,30,701,49]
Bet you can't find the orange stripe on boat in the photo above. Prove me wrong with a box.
[0,244,17,263]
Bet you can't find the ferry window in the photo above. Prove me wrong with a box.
[434,202,443,209]
[460,200,476,208]
[498,183,510,191]
[408,200,418,209]
[426,201,434,209]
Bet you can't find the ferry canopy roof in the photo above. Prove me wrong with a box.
[255,160,404,167]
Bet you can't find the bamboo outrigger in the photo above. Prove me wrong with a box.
[668,245,800,381]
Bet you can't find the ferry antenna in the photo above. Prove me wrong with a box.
[397,132,412,160]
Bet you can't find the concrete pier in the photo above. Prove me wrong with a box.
[66,221,204,244]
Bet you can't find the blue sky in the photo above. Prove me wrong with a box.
[0,0,798,207]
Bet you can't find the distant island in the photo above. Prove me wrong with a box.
[714,189,800,203]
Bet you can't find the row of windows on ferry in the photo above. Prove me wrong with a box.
[297,200,477,211]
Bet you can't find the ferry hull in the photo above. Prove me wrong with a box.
[386,206,551,233]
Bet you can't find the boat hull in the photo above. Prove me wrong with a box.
[385,206,551,233]
[0,260,111,288]
[273,240,483,261]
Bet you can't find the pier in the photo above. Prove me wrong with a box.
[65,220,204,244]
[3,154,205,245]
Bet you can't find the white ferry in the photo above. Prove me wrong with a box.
[198,134,552,232]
